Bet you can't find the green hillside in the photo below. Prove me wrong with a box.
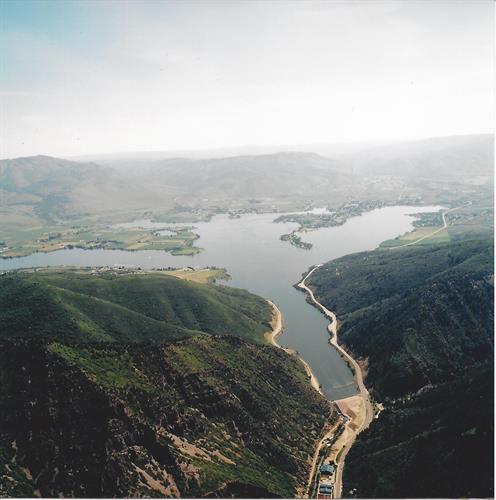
[344,364,492,498]
[0,270,272,344]
[308,238,493,398]
[0,269,333,497]
[0,336,332,498]
[308,237,493,498]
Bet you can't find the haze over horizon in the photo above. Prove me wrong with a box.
[1,0,494,159]
[0,4,494,498]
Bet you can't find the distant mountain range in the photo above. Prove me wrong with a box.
[1,134,493,221]
[67,140,384,163]
[66,133,491,166]
[0,155,167,218]
[343,133,494,181]
[0,151,357,218]
[114,152,354,201]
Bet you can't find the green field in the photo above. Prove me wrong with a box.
[380,226,450,248]
[0,212,202,258]
[159,267,229,283]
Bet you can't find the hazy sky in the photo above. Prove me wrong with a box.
[1,0,494,158]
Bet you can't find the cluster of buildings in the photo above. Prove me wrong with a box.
[317,462,336,499]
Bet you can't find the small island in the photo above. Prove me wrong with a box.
[280,231,312,250]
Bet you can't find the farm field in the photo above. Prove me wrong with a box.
[159,267,229,283]
[0,215,201,258]
[380,226,450,248]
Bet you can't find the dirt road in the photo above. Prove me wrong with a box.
[392,205,464,249]
[298,266,374,498]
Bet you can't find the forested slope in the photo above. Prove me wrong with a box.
[309,239,493,398]
[309,237,493,498]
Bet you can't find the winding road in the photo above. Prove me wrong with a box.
[290,206,466,497]
[391,205,463,249]
[298,265,374,499]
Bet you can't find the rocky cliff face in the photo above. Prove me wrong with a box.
[0,336,332,498]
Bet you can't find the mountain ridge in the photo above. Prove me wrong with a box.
[0,271,272,344]
[308,236,493,498]
[0,270,333,497]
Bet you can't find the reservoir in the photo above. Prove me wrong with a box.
[0,205,441,400]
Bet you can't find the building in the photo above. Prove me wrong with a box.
[318,483,333,497]
[320,463,336,476]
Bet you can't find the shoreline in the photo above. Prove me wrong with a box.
[297,265,374,499]
[0,242,202,260]
[389,204,462,249]
[264,299,332,499]
[264,300,323,396]
[2,203,446,261]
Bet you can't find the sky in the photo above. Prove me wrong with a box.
[0,0,494,158]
